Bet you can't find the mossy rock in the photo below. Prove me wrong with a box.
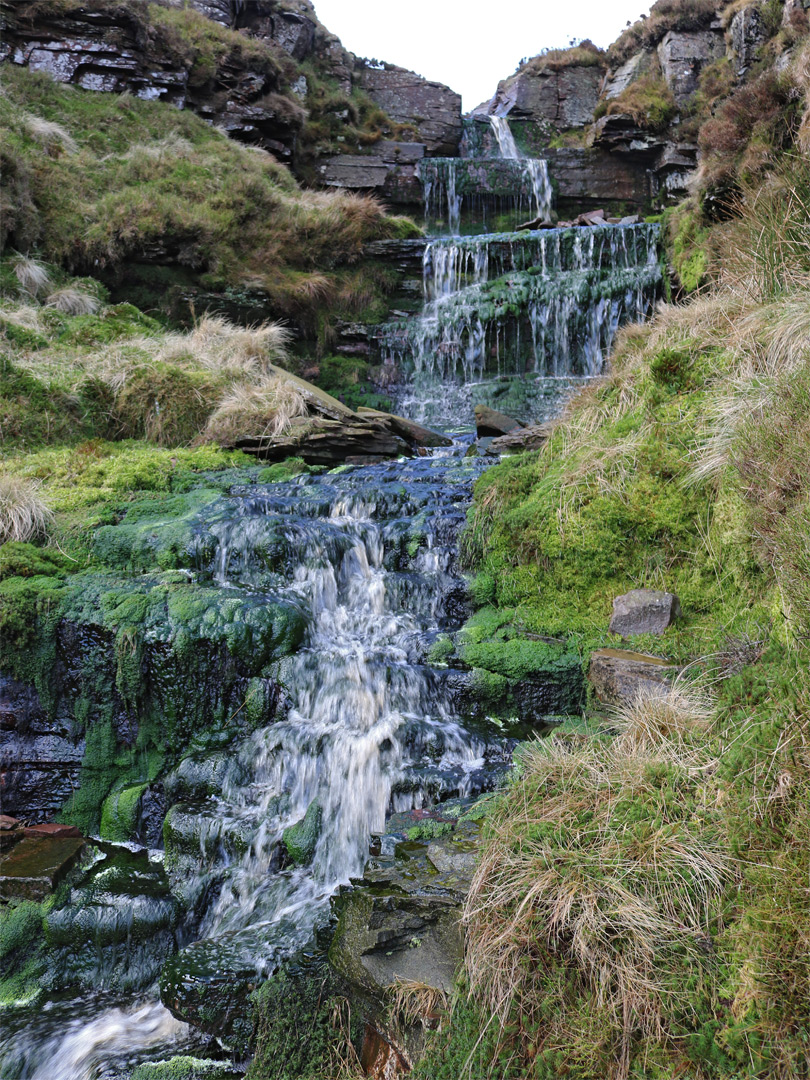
[282,799,323,866]
[131,1058,236,1080]
[248,955,361,1080]
[100,783,147,842]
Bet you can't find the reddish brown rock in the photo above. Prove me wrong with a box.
[24,823,82,839]
[0,835,85,901]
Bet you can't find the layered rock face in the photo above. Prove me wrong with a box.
[0,0,306,157]
[0,0,460,176]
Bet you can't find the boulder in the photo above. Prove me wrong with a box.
[485,422,554,455]
[356,408,453,448]
[609,589,681,637]
[282,798,323,866]
[588,649,679,708]
[474,404,524,437]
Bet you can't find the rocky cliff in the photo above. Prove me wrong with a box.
[0,0,461,187]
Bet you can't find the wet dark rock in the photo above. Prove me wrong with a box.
[588,648,679,708]
[283,798,322,866]
[0,835,85,901]
[44,847,181,991]
[609,589,681,637]
[474,404,524,437]
[236,415,410,466]
[0,675,85,822]
[356,408,453,449]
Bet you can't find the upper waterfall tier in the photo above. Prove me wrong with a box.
[419,157,553,236]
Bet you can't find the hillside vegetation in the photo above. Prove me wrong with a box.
[415,42,810,1080]
[0,64,418,343]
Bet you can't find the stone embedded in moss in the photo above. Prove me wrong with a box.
[282,799,323,866]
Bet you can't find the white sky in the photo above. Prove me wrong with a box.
[312,0,654,112]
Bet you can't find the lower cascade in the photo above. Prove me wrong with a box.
[0,451,515,1078]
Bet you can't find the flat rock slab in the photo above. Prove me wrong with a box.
[474,404,524,437]
[486,422,554,456]
[24,823,82,838]
[0,835,85,900]
[589,648,680,708]
[609,589,681,636]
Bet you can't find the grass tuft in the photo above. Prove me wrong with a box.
[0,475,53,544]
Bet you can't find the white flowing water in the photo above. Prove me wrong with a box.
[381,223,662,430]
[0,452,506,1078]
[489,116,552,222]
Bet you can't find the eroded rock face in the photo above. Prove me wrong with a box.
[729,3,769,75]
[357,63,462,155]
[487,64,605,129]
[1,1,304,157]
[0,675,84,822]
[657,28,726,103]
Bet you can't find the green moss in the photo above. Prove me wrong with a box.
[257,457,312,483]
[282,799,323,866]
[0,900,46,1007]
[405,820,453,841]
[100,783,147,842]
[248,960,360,1080]
[665,200,711,293]
[131,1057,234,1080]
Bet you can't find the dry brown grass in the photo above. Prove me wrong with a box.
[465,682,729,1078]
[0,474,54,543]
[201,376,308,445]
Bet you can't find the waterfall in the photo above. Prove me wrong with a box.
[0,452,508,1078]
[381,223,662,430]
[489,116,552,222]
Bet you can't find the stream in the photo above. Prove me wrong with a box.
[0,136,662,1078]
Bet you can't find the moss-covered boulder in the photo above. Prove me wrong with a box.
[282,799,322,866]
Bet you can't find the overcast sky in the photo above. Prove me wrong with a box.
[312,0,654,111]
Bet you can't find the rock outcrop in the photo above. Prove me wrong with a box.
[356,62,462,155]
[588,648,680,707]
[482,61,606,131]
[0,675,84,822]
[609,589,681,637]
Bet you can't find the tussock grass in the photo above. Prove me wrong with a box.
[10,255,51,297]
[45,286,101,316]
[202,377,308,445]
[0,475,53,543]
[464,686,728,1079]
[24,114,77,156]
[0,65,419,338]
